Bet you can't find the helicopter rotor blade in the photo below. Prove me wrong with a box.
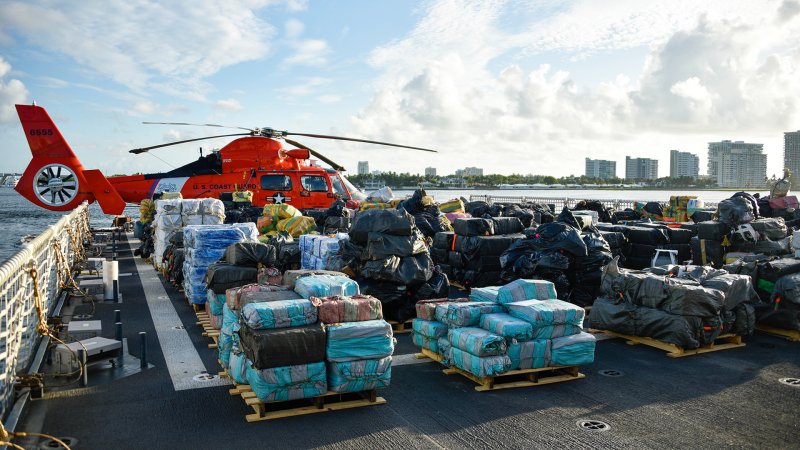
[129,133,251,154]
[284,132,437,153]
[284,138,346,172]
[143,121,255,132]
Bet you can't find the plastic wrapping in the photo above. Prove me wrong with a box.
[326,320,394,362]
[218,320,240,369]
[310,295,383,323]
[412,332,440,352]
[365,232,427,259]
[327,357,392,393]
[240,299,318,330]
[245,362,327,402]
[480,313,533,341]
[497,279,557,304]
[181,198,225,225]
[436,302,505,327]
[263,203,302,220]
[448,347,511,377]
[448,327,507,357]
[469,287,499,303]
[300,234,349,271]
[411,319,448,339]
[294,274,360,298]
[350,209,414,244]
[226,284,298,310]
[506,299,585,328]
[717,196,755,226]
[283,269,348,287]
[228,352,250,385]
[453,218,495,236]
[207,290,226,316]
[507,339,550,370]
[415,298,468,321]
[204,263,259,294]
[238,322,326,370]
[550,332,596,366]
[224,242,277,267]
[277,216,317,237]
[491,217,524,235]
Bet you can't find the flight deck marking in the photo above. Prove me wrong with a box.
[391,353,434,367]
[128,239,230,391]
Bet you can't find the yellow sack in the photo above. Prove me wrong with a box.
[439,198,465,214]
[257,215,275,234]
[263,203,301,220]
[277,216,317,237]
[139,199,155,224]
[359,201,392,211]
[389,198,405,207]
[232,191,253,203]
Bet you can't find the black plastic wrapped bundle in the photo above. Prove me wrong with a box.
[453,218,495,236]
[238,322,326,370]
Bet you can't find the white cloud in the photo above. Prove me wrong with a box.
[133,101,158,115]
[214,98,243,111]
[318,94,341,104]
[285,19,305,39]
[283,39,329,66]
[0,56,29,123]
[286,77,330,95]
[0,1,277,97]
[163,129,182,141]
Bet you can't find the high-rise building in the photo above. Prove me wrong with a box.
[708,140,766,188]
[357,161,369,175]
[425,167,437,177]
[784,131,800,181]
[462,167,483,177]
[585,158,617,180]
[625,156,658,180]
[669,150,700,178]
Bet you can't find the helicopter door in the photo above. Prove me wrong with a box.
[299,174,332,208]
[260,173,294,206]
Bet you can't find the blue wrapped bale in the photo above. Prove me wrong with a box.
[294,274,360,298]
[437,337,451,364]
[449,347,511,377]
[240,299,318,330]
[245,362,327,402]
[448,327,507,357]
[228,351,250,385]
[530,324,583,340]
[436,302,505,327]
[326,320,394,362]
[218,321,240,369]
[480,313,533,341]
[412,319,448,339]
[506,299,585,328]
[412,332,439,352]
[469,287,499,303]
[497,279,557,304]
[551,331,596,366]
[208,290,226,316]
[507,339,551,370]
[327,356,392,393]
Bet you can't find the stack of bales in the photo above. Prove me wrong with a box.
[299,233,350,272]
[411,279,596,378]
[688,217,789,269]
[152,198,226,269]
[593,222,693,270]
[258,204,317,238]
[182,223,258,305]
[664,196,696,222]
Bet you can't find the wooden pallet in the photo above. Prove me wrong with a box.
[599,330,745,357]
[444,365,585,392]
[387,320,413,334]
[755,324,800,342]
[414,347,445,364]
[195,310,220,348]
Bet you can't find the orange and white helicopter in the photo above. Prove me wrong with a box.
[14,103,436,215]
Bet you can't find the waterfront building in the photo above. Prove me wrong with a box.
[625,156,658,180]
[425,167,437,177]
[464,167,483,177]
[357,161,369,175]
[669,150,699,178]
[708,140,766,188]
[585,158,616,180]
[784,131,800,180]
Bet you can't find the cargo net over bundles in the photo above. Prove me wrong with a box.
[411,279,595,381]
[220,276,394,410]
[588,257,760,349]
[183,223,258,304]
[342,207,449,323]
[149,198,226,269]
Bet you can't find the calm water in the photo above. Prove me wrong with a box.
[0,188,768,262]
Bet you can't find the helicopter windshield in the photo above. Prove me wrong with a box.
[340,175,366,201]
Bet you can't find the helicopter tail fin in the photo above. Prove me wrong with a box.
[15,104,125,214]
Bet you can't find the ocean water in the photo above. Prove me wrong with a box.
[0,187,768,262]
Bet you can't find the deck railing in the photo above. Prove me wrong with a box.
[468,195,718,211]
[0,202,91,422]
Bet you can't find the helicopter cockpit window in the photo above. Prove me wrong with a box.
[260,174,292,191]
[300,176,329,192]
[330,176,347,197]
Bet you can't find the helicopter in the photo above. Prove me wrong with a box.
[14,104,436,215]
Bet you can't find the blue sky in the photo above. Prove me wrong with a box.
[1,0,799,178]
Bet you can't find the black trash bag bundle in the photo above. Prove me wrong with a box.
[302,208,329,227]
[413,212,449,239]
[690,210,715,223]
[169,248,185,285]
[556,206,582,230]
[732,191,760,219]
[491,217,524,235]
[430,248,447,264]
[756,257,800,283]
[667,228,693,245]
[696,221,730,241]
[524,202,555,224]
[224,209,243,224]
[457,234,525,259]
[568,285,601,307]
[484,203,504,218]
[757,272,800,330]
[690,236,724,268]
[238,322,326,370]
[502,204,535,227]
[396,189,428,215]
[364,230,427,260]
[277,241,301,271]
[717,196,755,226]
[326,199,350,218]
[624,226,670,245]
[323,216,351,234]
[498,238,536,270]
[464,201,490,217]
[529,222,588,257]
[359,281,415,322]
[224,242,277,267]
[461,269,503,288]
[447,251,464,268]
[432,231,455,250]
[453,218,495,236]
[204,263,259,294]
[350,209,415,244]
[414,266,450,300]
[733,236,793,256]
[361,253,433,287]
[730,303,756,335]
[612,209,641,223]
[642,202,664,217]
[748,217,787,240]
[599,231,628,249]
[757,196,773,218]
[662,280,725,318]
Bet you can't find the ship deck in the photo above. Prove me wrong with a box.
[14,233,800,450]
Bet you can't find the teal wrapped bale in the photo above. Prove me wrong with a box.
[416,298,469,321]
[412,332,439,352]
[294,274,359,298]
[436,302,505,327]
[207,290,227,316]
[412,319,448,339]
[222,302,238,328]
[245,362,327,402]
[449,347,511,377]
[448,327,507,357]
[497,279,557,304]
[480,313,533,341]
[469,287,499,303]
[507,339,551,370]
[240,299,318,330]
[327,356,392,393]
[506,299,585,328]
[530,324,583,340]
[228,351,250,385]
[218,321,240,369]
[551,331,596,366]
[326,320,394,362]
[437,337,451,364]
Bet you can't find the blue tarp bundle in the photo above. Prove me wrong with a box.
[448,327,507,357]
[208,290,226,316]
[218,321,240,369]
[449,347,511,377]
[469,287,499,303]
[436,302,505,327]
[240,299,318,330]
[480,313,533,341]
[551,331,596,366]
[411,319,448,339]
[228,351,250,385]
[294,274,360,298]
[530,324,583,340]
[327,356,392,393]
[507,339,551,370]
[497,279,558,304]
[412,333,439,352]
[326,320,394,362]
[245,361,327,402]
[437,337,451,364]
[506,299,585,328]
